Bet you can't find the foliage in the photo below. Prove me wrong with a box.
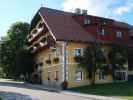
[108,43,128,79]
[109,44,128,69]
[76,42,106,84]
[0,22,31,79]
[45,60,51,64]
[53,57,60,63]
[15,49,34,79]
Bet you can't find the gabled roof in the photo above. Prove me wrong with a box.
[38,7,95,42]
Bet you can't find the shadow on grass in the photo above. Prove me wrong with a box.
[0,91,33,100]
[70,81,133,99]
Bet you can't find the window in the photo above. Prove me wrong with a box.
[84,18,91,25]
[48,71,51,80]
[48,53,51,60]
[55,71,59,81]
[97,28,106,36]
[75,71,83,81]
[115,71,127,81]
[101,29,105,35]
[73,48,82,56]
[116,32,123,38]
[99,71,105,80]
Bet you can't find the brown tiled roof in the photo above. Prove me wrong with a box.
[39,7,95,42]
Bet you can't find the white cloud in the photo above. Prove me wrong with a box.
[114,0,133,15]
[115,6,131,15]
[62,0,133,17]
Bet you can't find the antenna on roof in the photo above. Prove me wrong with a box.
[41,0,45,7]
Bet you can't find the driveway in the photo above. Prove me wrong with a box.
[0,79,122,100]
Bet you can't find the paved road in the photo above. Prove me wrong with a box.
[0,79,92,100]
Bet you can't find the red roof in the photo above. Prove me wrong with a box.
[39,7,95,42]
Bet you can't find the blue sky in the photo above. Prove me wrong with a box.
[0,0,133,37]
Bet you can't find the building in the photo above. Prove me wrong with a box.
[27,7,133,88]
[128,27,133,80]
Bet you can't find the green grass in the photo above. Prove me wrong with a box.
[0,97,2,100]
[70,81,133,100]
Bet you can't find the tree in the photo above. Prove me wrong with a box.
[15,49,34,80]
[108,43,128,80]
[75,42,106,84]
[0,22,31,79]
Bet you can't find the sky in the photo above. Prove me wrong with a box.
[0,0,133,37]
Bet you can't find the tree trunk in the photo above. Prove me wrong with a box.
[91,58,96,85]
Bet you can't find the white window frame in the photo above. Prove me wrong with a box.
[75,71,83,82]
[98,28,105,36]
[84,18,91,25]
[73,48,83,57]
[115,70,128,81]
[99,71,105,80]
[101,29,105,35]
[116,31,123,38]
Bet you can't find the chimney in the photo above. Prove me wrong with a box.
[75,8,81,15]
[82,9,87,15]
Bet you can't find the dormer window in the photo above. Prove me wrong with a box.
[84,18,91,25]
[116,31,123,38]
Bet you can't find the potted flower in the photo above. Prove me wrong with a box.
[61,81,68,90]
[45,59,51,64]
[74,56,83,62]
[53,57,59,63]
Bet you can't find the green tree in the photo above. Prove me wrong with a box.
[108,44,128,79]
[75,42,105,84]
[0,22,32,79]
[15,49,34,80]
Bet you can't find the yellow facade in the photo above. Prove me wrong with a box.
[34,41,113,88]
[66,42,113,88]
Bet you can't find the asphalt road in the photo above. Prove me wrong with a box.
[0,79,92,100]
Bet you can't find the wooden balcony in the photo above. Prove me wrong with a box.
[28,35,55,53]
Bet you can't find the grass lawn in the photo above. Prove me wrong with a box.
[70,81,133,100]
